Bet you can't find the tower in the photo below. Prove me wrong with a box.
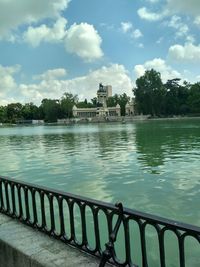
[97,83,112,107]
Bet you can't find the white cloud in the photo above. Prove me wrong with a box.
[168,16,189,37]
[131,29,143,39]
[146,0,160,2]
[0,65,20,101]
[34,68,67,80]
[0,0,70,36]
[168,43,200,62]
[194,16,200,25]
[134,58,181,82]
[1,64,133,105]
[138,43,144,48]
[138,0,200,23]
[137,7,167,21]
[120,22,133,33]
[23,17,67,47]
[64,23,103,62]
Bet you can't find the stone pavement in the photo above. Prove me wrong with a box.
[0,213,111,267]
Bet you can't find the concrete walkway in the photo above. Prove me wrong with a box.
[0,213,110,267]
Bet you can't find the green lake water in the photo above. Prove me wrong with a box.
[0,119,200,266]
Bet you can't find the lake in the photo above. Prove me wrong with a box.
[0,119,200,266]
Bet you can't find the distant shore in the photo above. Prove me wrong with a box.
[1,115,200,127]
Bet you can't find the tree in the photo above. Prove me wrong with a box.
[134,69,165,116]
[40,99,61,122]
[188,82,200,114]
[117,93,130,116]
[60,93,78,118]
[0,106,6,123]
[77,99,94,108]
[164,79,190,115]
[22,103,40,120]
[91,97,97,106]
[6,103,23,123]
[106,96,117,107]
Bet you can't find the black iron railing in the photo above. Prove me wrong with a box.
[0,175,200,267]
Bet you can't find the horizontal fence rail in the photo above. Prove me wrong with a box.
[0,176,200,267]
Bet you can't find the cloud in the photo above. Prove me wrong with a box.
[194,16,200,26]
[33,68,67,80]
[120,22,133,33]
[60,64,133,100]
[168,16,189,37]
[64,23,103,62]
[23,19,104,62]
[146,0,160,2]
[137,7,167,21]
[138,0,200,23]
[131,29,143,39]
[1,64,133,105]
[168,43,200,62]
[134,58,181,82]
[0,0,70,36]
[23,17,67,47]
[0,65,20,100]
[120,22,143,40]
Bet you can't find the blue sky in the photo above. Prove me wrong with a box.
[0,0,200,105]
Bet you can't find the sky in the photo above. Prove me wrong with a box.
[0,0,200,105]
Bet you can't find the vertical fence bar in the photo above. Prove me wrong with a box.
[68,200,75,241]
[139,221,148,267]
[0,180,4,210]
[5,182,10,213]
[17,185,23,219]
[93,207,101,253]
[58,196,65,237]
[158,227,166,267]
[124,217,132,265]
[80,203,87,247]
[32,189,38,225]
[49,193,55,234]
[11,183,16,216]
[24,187,30,222]
[40,191,46,229]
[178,235,185,267]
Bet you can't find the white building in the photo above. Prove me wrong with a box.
[73,84,121,118]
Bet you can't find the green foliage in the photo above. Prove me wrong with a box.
[77,99,94,108]
[6,103,23,123]
[134,69,164,116]
[41,99,61,122]
[134,69,200,117]
[106,94,130,116]
[188,82,200,114]
[60,92,78,118]
[1,77,200,124]
[22,103,40,120]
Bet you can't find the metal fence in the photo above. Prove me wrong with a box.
[0,175,200,267]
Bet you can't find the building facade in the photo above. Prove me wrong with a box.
[72,84,135,118]
[73,84,121,118]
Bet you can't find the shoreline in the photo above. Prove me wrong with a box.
[0,115,200,127]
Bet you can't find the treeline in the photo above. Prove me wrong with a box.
[134,69,200,116]
[0,92,130,123]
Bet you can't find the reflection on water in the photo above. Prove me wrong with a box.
[0,119,200,225]
[0,122,199,219]
[0,120,200,265]
[0,121,200,226]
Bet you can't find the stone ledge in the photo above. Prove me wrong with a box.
[0,213,110,267]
